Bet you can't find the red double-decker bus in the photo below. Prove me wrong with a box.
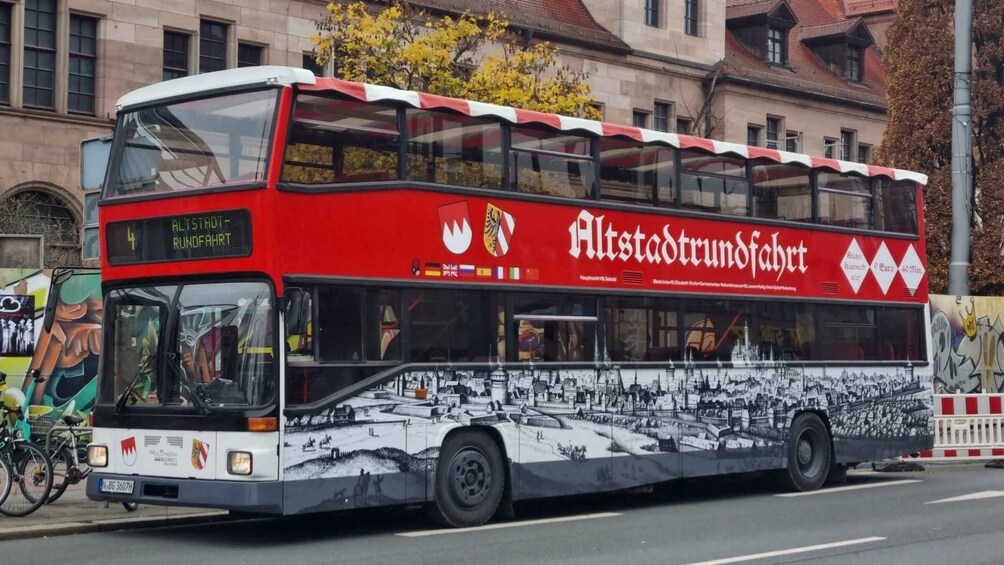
[87,66,932,527]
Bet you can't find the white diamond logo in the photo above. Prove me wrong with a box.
[898,244,926,293]
[841,239,869,293]
[870,242,897,295]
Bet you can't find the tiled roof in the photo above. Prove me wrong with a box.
[800,19,858,41]
[844,0,897,16]
[723,0,887,107]
[726,0,784,20]
[412,0,628,50]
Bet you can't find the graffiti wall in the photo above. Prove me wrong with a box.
[0,269,50,389]
[0,268,102,424]
[930,294,1004,394]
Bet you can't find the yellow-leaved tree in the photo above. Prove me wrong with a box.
[311,1,600,119]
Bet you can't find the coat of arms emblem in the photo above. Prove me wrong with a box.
[483,203,515,257]
[438,201,473,254]
[191,438,209,470]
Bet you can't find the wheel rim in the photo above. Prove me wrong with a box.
[2,447,50,515]
[448,448,492,509]
[795,427,825,477]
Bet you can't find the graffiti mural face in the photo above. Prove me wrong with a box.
[25,270,103,416]
[930,294,1004,394]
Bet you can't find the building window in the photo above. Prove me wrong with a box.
[785,130,800,152]
[747,125,762,147]
[765,117,781,149]
[684,0,699,36]
[857,143,871,164]
[0,3,10,104]
[645,0,660,27]
[24,0,57,109]
[633,110,649,128]
[0,190,80,267]
[302,53,325,77]
[823,137,837,159]
[199,20,228,73]
[237,43,262,68]
[847,45,863,81]
[163,31,189,80]
[676,117,692,134]
[767,27,786,65]
[68,15,97,114]
[840,130,854,161]
[653,102,670,132]
[589,102,604,120]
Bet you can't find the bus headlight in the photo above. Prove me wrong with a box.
[88,445,108,467]
[227,451,253,475]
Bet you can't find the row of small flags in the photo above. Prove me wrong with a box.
[423,262,540,281]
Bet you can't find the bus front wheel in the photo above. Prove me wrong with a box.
[431,429,505,528]
[780,413,831,492]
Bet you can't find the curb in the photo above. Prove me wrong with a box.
[0,511,230,541]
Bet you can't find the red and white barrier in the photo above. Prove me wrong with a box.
[937,394,1004,417]
[904,394,1004,462]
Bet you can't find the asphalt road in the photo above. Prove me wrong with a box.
[5,464,1004,565]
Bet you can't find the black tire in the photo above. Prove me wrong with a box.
[0,441,54,517]
[780,413,831,492]
[46,446,74,504]
[0,457,12,507]
[122,501,140,512]
[431,430,505,528]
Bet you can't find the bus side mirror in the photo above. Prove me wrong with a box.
[43,268,74,332]
[285,289,309,336]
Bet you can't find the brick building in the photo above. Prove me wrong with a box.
[0,0,897,267]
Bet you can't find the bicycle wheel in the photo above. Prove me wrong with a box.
[0,441,54,517]
[0,457,11,509]
[46,445,74,504]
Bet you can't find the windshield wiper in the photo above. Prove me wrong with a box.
[166,353,211,415]
[114,353,156,415]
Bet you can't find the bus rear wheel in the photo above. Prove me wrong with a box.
[431,430,504,528]
[780,413,831,492]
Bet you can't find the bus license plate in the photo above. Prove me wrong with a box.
[99,478,135,495]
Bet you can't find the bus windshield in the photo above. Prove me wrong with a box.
[104,89,279,199]
[104,281,276,410]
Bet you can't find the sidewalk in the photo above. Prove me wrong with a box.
[0,482,228,541]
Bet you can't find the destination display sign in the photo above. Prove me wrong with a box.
[106,209,252,265]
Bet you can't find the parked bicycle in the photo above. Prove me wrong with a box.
[0,385,53,517]
[0,447,11,511]
[42,406,138,511]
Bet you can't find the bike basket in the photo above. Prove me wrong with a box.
[28,412,59,440]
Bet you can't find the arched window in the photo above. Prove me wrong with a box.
[0,189,81,267]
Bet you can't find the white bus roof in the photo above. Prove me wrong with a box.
[116,66,927,186]
[116,66,316,110]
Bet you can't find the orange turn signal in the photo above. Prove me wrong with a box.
[247,417,278,432]
[88,412,94,426]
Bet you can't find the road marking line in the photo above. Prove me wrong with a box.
[926,490,1004,504]
[396,512,622,537]
[681,536,887,565]
[776,479,921,497]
